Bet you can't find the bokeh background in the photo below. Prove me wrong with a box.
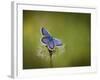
[23,10,91,69]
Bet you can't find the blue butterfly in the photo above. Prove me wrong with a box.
[41,27,62,51]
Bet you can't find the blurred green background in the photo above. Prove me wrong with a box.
[23,10,91,69]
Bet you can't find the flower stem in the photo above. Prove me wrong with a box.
[50,53,53,68]
[46,46,54,68]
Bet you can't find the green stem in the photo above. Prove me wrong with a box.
[46,46,54,68]
[50,55,53,68]
[50,54,53,68]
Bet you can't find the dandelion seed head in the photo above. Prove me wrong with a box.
[36,45,50,61]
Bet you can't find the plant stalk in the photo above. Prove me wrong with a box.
[50,53,53,68]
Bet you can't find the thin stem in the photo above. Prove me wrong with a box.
[46,46,54,68]
[50,54,53,67]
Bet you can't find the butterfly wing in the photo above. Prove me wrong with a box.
[41,37,49,44]
[48,40,55,50]
[41,27,50,37]
[41,36,55,50]
[41,27,61,50]
[53,38,62,46]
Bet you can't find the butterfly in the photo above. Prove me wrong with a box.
[41,27,62,51]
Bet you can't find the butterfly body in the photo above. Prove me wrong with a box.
[41,27,62,51]
[47,36,53,41]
